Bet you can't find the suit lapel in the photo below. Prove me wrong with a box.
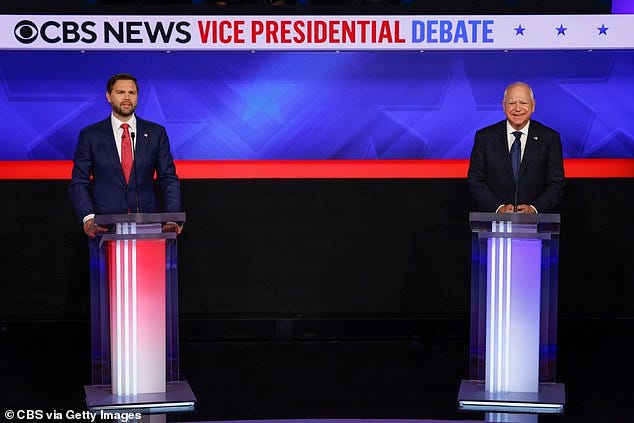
[519,123,540,179]
[101,119,126,185]
[495,122,515,180]
[132,119,149,182]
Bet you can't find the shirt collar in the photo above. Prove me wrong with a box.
[111,113,137,133]
[506,120,530,137]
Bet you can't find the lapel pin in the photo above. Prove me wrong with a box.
[144,133,148,138]
[533,136,538,140]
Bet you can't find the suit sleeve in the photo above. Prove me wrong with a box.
[531,132,565,213]
[467,130,503,212]
[69,128,96,223]
[155,126,181,212]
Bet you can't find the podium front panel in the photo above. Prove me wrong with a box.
[90,226,180,395]
[469,213,560,390]
[108,238,166,395]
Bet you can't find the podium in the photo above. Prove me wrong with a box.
[458,212,565,413]
[84,213,196,413]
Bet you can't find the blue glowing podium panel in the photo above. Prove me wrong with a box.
[459,212,563,413]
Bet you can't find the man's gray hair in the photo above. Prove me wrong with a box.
[503,81,535,102]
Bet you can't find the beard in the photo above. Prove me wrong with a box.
[112,102,136,117]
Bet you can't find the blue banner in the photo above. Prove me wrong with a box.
[1,49,633,160]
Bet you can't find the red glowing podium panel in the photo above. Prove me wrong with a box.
[108,237,166,395]
[84,213,194,413]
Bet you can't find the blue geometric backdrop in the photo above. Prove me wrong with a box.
[0,50,633,160]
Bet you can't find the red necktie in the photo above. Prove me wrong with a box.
[120,123,133,184]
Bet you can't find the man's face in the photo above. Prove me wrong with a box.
[503,84,535,130]
[106,79,138,120]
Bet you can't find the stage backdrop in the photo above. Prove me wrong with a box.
[0,14,632,341]
[0,49,633,162]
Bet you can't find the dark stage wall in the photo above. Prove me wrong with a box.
[0,178,633,338]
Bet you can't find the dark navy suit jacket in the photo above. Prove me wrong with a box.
[467,119,565,213]
[69,116,181,222]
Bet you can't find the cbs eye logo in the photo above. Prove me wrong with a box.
[14,20,39,44]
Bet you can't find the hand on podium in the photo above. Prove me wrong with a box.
[162,222,183,235]
[515,204,537,214]
[497,204,537,214]
[83,218,109,238]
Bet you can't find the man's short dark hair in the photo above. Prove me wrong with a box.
[106,73,138,93]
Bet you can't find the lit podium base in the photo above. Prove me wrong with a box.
[457,380,565,414]
[85,381,196,413]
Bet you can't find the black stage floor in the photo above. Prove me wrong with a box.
[1,318,632,423]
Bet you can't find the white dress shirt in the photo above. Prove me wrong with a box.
[496,120,538,213]
[506,120,530,161]
[111,113,137,160]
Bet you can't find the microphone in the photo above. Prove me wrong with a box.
[131,131,140,213]
[511,133,521,212]
[513,175,519,212]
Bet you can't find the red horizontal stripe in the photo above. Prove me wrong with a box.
[177,160,469,179]
[0,159,632,180]
[563,158,634,178]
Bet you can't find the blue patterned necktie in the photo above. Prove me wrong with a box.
[510,131,522,181]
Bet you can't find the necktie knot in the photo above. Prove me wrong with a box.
[512,131,522,140]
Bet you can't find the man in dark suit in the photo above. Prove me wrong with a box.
[69,73,181,236]
[467,82,564,213]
